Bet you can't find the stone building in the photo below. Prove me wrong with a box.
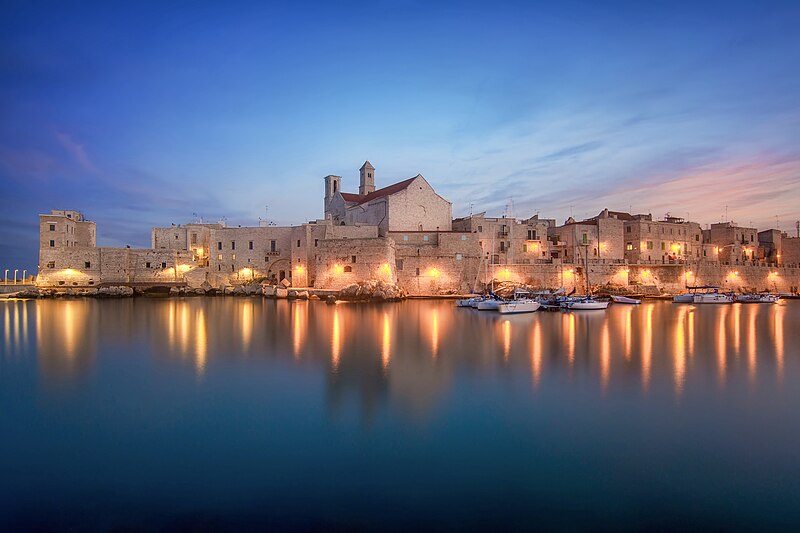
[621,213,703,264]
[703,222,759,265]
[758,229,800,268]
[324,161,452,235]
[547,210,625,264]
[452,213,554,265]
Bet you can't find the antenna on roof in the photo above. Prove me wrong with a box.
[469,203,473,217]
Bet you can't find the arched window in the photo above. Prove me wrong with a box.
[333,181,337,193]
[344,266,352,273]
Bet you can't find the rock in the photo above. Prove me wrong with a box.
[262,285,275,297]
[287,290,298,299]
[325,295,337,304]
[244,283,261,296]
[195,288,206,295]
[275,288,288,299]
[233,285,246,296]
[200,280,213,292]
[296,290,309,300]
[97,286,134,298]
[309,294,320,300]
[281,278,291,288]
[336,280,406,302]
[169,287,182,296]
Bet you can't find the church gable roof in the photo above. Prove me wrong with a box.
[343,176,418,206]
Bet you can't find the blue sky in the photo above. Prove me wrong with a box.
[2,0,799,270]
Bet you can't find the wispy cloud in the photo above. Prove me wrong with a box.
[54,131,98,174]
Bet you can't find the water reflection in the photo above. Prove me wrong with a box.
[1,299,798,410]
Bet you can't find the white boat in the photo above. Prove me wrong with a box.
[562,297,609,310]
[477,299,501,311]
[497,299,541,314]
[736,293,780,304]
[674,286,729,303]
[456,296,482,307]
[693,291,734,304]
[611,295,641,304]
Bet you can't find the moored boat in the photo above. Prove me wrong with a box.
[693,290,734,304]
[611,295,641,304]
[562,296,610,310]
[736,293,780,304]
[477,298,501,311]
[497,299,541,314]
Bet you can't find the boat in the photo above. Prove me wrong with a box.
[693,289,734,304]
[563,296,610,310]
[476,298,501,311]
[674,286,731,303]
[736,293,780,304]
[611,295,641,304]
[456,296,483,307]
[497,299,541,314]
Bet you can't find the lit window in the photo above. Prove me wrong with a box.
[218,254,222,261]
[456,253,463,260]
[461,235,467,240]
[403,235,409,241]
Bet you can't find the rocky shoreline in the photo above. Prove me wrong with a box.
[4,279,409,303]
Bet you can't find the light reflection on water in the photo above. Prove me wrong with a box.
[1,298,800,529]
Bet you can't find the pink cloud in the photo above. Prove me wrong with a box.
[55,131,98,174]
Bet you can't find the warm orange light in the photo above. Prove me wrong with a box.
[685,271,692,278]
[770,271,778,277]
[732,270,738,276]
[295,264,305,273]
[428,267,440,277]
[333,264,344,275]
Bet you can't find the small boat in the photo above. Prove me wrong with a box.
[736,293,780,304]
[674,286,730,303]
[562,296,609,310]
[497,299,541,314]
[611,295,641,305]
[456,296,483,308]
[693,290,734,304]
[477,298,501,311]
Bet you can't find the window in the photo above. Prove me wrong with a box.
[456,253,463,260]
[527,229,538,240]
[492,254,500,264]
[218,241,222,250]
[218,254,223,261]
[49,224,55,231]
[626,243,633,251]
[84,261,91,268]
[47,261,55,268]
[175,235,179,240]
[232,254,236,260]
[477,225,483,233]
[647,241,654,250]
[415,267,420,276]
[297,240,301,247]
[500,242,506,252]
[581,233,588,244]
[394,259,405,271]
[270,240,276,252]
[750,235,754,242]
[523,244,527,252]
[403,235,409,241]
[351,255,356,263]
[423,235,429,241]
[231,241,235,250]
[344,266,352,273]
[161,262,167,268]
[49,240,55,247]
[191,233,197,244]
[232,265,235,272]
[626,226,631,233]
[661,242,666,251]
[696,235,700,241]
[314,239,318,247]
[249,241,253,250]
[461,235,467,241]
[146,262,151,268]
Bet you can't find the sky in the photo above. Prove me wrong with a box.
[1,0,799,271]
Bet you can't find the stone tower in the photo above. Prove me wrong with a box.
[359,161,375,196]
[323,175,342,217]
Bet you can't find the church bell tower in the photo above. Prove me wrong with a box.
[359,161,375,195]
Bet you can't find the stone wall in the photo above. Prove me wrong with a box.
[387,176,452,232]
[393,232,483,294]
[314,237,396,290]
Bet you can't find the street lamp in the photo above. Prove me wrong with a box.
[22,270,26,283]
[14,269,18,284]
[3,269,7,285]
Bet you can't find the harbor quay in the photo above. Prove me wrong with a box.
[27,160,800,298]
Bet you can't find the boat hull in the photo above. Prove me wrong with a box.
[497,300,541,314]
[476,300,500,311]
[611,295,640,304]
[569,301,609,310]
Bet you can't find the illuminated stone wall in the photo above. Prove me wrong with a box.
[314,237,396,290]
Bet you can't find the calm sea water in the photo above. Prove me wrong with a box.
[1,297,799,530]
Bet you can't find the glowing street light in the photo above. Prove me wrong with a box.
[3,269,7,284]
[14,269,18,284]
